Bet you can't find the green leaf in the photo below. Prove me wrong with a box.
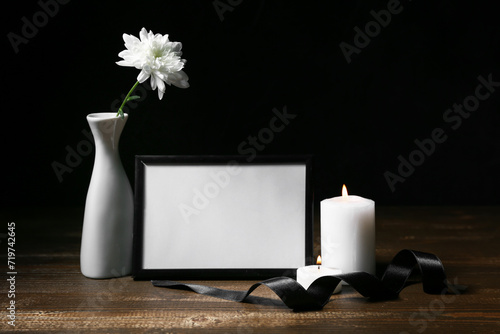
[126,95,141,102]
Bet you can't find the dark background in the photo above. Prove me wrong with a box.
[3,0,500,209]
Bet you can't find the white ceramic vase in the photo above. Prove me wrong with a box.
[80,112,134,279]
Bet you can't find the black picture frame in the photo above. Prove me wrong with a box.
[133,155,313,280]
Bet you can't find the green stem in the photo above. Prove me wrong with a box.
[116,80,140,118]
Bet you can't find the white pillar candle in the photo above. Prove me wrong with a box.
[320,185,375,275]
[296,256,342,294]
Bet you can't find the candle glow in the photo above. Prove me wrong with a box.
[342,184,348,197]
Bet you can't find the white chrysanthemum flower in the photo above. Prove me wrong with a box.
[117,27,189,101]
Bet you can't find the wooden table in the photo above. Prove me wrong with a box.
[1,206,499,333]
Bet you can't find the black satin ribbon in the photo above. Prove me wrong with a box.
[152,249,466,311]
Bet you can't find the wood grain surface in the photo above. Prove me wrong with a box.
[1,206,499,333]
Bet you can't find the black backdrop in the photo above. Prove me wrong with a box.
[3,0,500,208]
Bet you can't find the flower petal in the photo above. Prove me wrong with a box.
[117,50,132,59]
[169,70,190,88]
[150,74,157,90]
[123,33,139,46]
[157,87,165,100]
[170,42,182,53]
[139,28,149,42]
[157,78,166,99]
[137,69,150,83]
[116,60,133,67]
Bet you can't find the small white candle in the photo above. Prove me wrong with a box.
[296,256,342,294]
[321,185,375,276]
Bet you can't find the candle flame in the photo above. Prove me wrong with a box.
[316,255,322,266]
[342,184,348,197]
